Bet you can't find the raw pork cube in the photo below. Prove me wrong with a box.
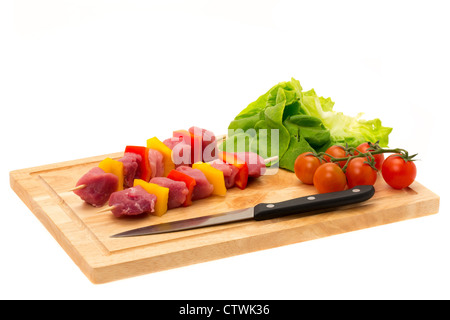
[73,167,118,207]
[148,149,165,178]
[108,185,157,218]
[210,160,239,189]
[119,152,142,188]
[175,166,214,200]
[150,177,188,209]
[236,152,266,178]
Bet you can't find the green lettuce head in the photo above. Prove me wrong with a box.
[222,78,393,171]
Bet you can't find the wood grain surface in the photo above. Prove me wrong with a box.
[10,152,440,284]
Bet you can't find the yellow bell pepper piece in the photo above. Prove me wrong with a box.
[98,157,124,191]
[133,179,169,217]
[147,137,175,177]
[192,162,227,196]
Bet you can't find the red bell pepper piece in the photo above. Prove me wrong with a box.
[173,129,203,164]
[124,146,152,182]
[219,151,249,190]
[167,169,197,207]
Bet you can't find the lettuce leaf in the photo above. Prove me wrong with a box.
[233,78,302,121]
[299,89,392,147]
[284,114,331,149]
[222,78,392,171]
[225,86,292,160]
[279,134,314,171]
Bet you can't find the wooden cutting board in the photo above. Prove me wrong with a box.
[10,152,440,284]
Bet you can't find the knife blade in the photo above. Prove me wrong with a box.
[111,185,375,238]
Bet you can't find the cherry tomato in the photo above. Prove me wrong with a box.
[294,152,323,185]
[323,145,349,168]
[345,157,377,188]
[356,142,384,170]
[381,154,417,189]
[313,163,347,193]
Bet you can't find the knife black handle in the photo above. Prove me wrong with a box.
[253,185,375,221]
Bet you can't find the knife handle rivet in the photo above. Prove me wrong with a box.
[307,196,316,200]
[352,188,361,193]
[266,204,275,208]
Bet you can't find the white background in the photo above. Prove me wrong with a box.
[1,0,449,299]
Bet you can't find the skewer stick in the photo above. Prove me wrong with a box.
[97,206,116,214]
[68,184,86,192]
[214,134,227,141]
[264,156,279,164]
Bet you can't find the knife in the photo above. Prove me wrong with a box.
[111,185,375,238]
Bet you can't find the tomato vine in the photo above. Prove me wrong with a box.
[308,141,418,173]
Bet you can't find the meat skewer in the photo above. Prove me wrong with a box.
[97,165,214,215]
[71,125,279,217]
[96,155,279,217]
[71,147,165,192]
[75,151,276,209]
[71,128,222,194]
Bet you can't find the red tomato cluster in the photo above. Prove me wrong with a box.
[294,143,417,193]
